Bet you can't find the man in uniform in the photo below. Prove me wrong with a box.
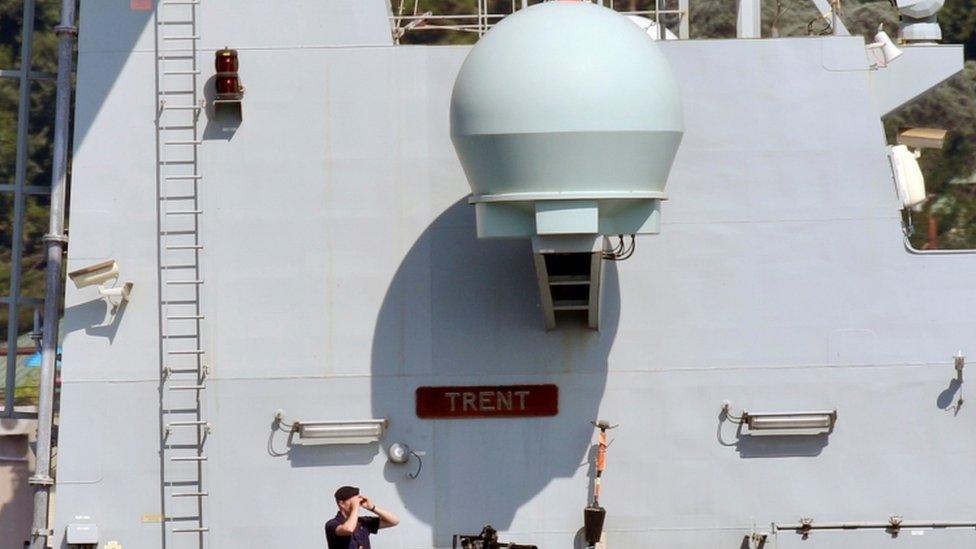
[325,485,400,549]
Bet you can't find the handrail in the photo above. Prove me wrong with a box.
[390,1,689,42]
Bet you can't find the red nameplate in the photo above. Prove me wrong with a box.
[416,384,558,419]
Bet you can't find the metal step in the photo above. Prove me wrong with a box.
[163,70,201,76]
[169,385,206,391]
[164,366,203,374]
[165,315,204,320]
[167,349,205,355]
[172,527,210,534]
[163,35,200,41]
[165,280,204,285]
[170,456,208,462]
[171,492,209,498]
[164,210,203,216]
[165,244,203,250]
[164,140,203,145]
[164,515,202,522]
[164,174,202,180]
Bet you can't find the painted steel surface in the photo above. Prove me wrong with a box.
[50,2,973,548]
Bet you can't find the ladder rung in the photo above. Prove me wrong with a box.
[170,456,208,462]
[157,54,194,59]
[166,280,203,285]
[164,175,202,180]
[167,420,208,426]
[169,385,206,391]
[165,244,203,249]
[162,0,201,4]
[164,210,203,215]
[172,527,210,533]
[163,35,200,41]
[165,315,204,320]
[164,70,201,75]
[165,140,202,145]
[161,105,201,111]
[159,91,195,97]
[164,367,201,373]
[167,349,205,354]
[171,492,209,497]
[160,266,198,272]
[158,21,194,26]
[164,515,201,522]
[162,195,196,201]
[160,230,198,236]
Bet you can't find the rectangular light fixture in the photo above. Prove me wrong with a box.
[741,410,836,436]
[897,127,948,150]
[294,419,388,445]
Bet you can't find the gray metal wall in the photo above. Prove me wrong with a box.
[54,2,974,547]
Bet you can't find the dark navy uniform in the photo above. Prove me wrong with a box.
[325,512,380,549]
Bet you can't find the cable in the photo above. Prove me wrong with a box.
[603,235,636,261]
[408,450,423,479]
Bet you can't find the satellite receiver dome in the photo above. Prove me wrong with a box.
[449,1,684,329]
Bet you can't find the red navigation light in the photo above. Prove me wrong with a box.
[215,47,243,100]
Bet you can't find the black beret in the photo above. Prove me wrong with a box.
[334,486,360,501]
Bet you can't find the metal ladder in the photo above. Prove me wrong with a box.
[154,0,209,545]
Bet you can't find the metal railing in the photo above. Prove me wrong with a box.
[390,0,689,43]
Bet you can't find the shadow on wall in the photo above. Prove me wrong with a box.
[62,299,127,343]
[72,6,154,151]
[369,199,620,547]
[202,74,241,141]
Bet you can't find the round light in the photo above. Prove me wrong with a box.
[388,443,410,464]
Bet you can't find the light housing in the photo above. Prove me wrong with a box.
[293,419,387,445]
[897,127,948,150]
[741,410,837,436]
[888,144,927,209]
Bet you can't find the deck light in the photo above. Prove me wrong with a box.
[741,410,837,435]
[293,419,388,445]
[722,402,837,436]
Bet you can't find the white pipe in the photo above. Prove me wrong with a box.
[776,521,976,530]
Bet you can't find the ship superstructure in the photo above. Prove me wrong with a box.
[1,0,973,548]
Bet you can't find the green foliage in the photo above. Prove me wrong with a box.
[1,0,62,344]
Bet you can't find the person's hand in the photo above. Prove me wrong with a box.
[359,495,374,511]
[349,496,361,509]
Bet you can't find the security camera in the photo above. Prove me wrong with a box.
[68,260,133,305]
